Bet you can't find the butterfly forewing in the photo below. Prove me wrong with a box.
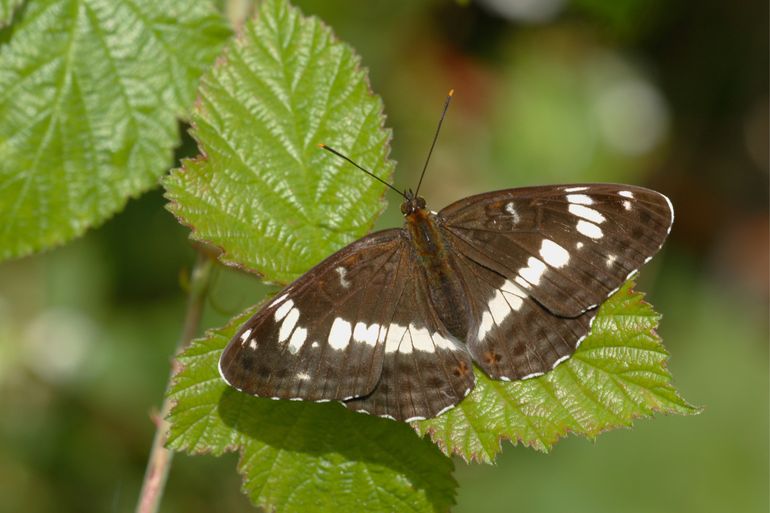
[439,184,673,317]
[219,230,406,402]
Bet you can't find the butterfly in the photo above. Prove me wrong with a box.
[218,91,674,422]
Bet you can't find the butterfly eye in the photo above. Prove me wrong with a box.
[416,197,426,209]
[400,202,409,215]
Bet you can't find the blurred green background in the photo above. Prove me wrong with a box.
[0,0,767,512]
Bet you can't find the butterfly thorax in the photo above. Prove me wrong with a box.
[403,200,470,340]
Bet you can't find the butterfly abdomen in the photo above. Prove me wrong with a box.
[405,207,470,340]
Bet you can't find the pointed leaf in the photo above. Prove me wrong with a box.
[413,281,698,463]
[163,0,393,284]
[0,0,231,260]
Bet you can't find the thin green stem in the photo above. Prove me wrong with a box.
[135,251,214,513]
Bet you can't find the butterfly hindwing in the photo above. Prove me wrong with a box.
[449,249,596,380]
[344,252,475,421]
[439,184,673,317]
[219,229,406,402]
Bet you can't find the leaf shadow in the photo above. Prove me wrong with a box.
[217,387,454,509]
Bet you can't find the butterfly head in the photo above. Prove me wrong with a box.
[401,189,427,216]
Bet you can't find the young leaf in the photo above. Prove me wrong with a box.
[0,0,230,261]
[167,308,457,513]
[413,281,698,463]
[164,0,393,285]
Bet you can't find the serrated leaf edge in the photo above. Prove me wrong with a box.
[413,284,698,463]
[163,0,394,287]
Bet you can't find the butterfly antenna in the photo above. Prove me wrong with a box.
[318,144,407,200]
[414,89,454,198]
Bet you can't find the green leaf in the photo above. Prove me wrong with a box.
[0,0,231,261]
[162,0,693,506]
[167,308,457,513]
[164,2,447,511]
[164,0,393,285]
[0,0,21,26]
[414,281,698,463]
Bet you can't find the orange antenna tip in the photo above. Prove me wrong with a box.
[317,143,327,148]
[448,89,454,96]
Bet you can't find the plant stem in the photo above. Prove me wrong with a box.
[135,252,214,513]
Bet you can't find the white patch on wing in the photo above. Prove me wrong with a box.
[384,323,407,353]
[568,204,606,224]
[296,371,310,381]
[328,318,352,350]
[239,329,252,346]
[504,202,520,223]
[519,256,548,285]
[310,341,319,349]
[552,354,570,368]
[576,241,584,249]
[433,333,458,351]
[514,276,531,290]
[500,280,526,311]
[606,254,617,268]
[576,220,604,239]
[249,339,257,350]
[564,186,588,192]
[288,326,307,354]
[500,279,528,297]
[335,266,351,288]
[397,326,413,354]
[477,311,494,341]
[618,190,634,198]
[567,194,594,205]
[278,308,299,342]
[409,324,435,353]
[269,293,288,308]
[488,290,511,325]
[622,200,632,211]
[377,325,387,343]
[353,322,379,347]
[274,300,294,321]
[539,239,570,268]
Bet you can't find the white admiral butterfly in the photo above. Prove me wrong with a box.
[219,91,673,422]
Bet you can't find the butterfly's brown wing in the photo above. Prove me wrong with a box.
[439,184,673,317]
[219,229,406,403]
[438,184,672,379]
[220,228,475,421]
